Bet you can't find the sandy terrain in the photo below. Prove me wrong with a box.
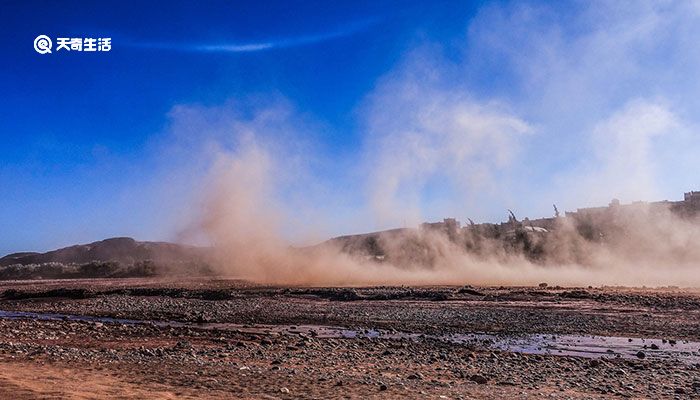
[0,278,697,399]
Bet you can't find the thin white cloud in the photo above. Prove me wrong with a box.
[134,18,378,53]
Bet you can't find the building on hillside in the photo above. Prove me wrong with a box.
[421,218,461,238]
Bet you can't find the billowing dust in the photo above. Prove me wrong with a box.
[191,137,700,287]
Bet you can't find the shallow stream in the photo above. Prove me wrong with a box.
[1,309,698,364]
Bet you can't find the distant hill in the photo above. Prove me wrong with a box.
[325,228,414,258]
[0,237,208,267]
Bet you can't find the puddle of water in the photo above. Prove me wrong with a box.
[0,310,144,325]
[0,309,698,364]
[452,333,700,364]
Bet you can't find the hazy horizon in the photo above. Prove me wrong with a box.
[3,0,700,255]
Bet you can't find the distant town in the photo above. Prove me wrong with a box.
[420,190,700,239]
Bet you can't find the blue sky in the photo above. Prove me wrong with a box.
[2,0,700,254]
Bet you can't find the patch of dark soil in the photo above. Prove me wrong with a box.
[2,287,237,301]
[2,288,94,300]
[559,290,593,299]
[104,288,236,301]
[456,286,484,296]
[287,288,364,301]
[288,288,452,302]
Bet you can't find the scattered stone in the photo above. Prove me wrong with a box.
[470,374,488,384]
[0,280,697,399]
[458,286,484,296]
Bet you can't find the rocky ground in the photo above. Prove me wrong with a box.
[0,278,697,398]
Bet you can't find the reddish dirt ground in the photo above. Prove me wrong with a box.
[0,278,697,399]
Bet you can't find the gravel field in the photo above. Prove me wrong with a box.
[0,278,697,398]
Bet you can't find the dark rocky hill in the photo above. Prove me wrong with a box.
[325,228,414,258]
[0,237,208,267]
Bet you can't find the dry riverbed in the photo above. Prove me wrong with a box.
[0,278,697,398]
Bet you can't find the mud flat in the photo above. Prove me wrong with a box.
[0,278,697,398]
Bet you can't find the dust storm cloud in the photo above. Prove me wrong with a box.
[174,2,700,287]
[184,105,700,287]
